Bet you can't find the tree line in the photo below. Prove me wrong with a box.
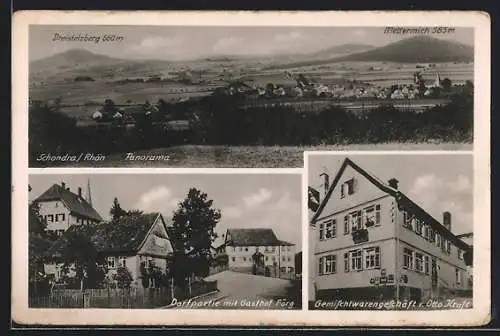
[29,84,473,165]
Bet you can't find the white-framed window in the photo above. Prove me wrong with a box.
[435,233,441,247]
[343,215,349,235]
[325,219,336,239]
[424,255,430,275]
[107,256,116,269]
[350,250,362,271]
[415,219,423,235]
[364,247,381,269]
[350,210,362,231]
[47,214,54,222]
[118,256,127,268]
[319,254,337,275]
[415,252,424,273]
[403,247,413,269]
[340,183,345,199]
[344,253,349,272]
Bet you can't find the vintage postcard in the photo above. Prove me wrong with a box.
[12,11,490,327]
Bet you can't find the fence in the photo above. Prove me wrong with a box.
[29,281,217,308]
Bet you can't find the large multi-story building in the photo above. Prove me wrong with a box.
[217,228,296,276]
[311,158,472,302]
[33,182,103,236]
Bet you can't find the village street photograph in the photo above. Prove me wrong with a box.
[306,153,473,310]
[28,173,302,310]
[29,25,474,168]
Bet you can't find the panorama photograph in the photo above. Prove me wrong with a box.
[29,26,474,167]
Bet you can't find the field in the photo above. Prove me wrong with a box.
[49,143,473,168]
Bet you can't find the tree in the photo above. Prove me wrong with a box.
[58,227,106,289]
[441,77,452,92]
[170,188,221,286]
[110,197,127,221]
[114,267,133,289]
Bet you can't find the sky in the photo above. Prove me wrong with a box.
[29,173,302,249]
[29,25,474,61]
[307,154,473,236]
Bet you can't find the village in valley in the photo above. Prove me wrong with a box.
[29,27,475,168]
[28,176,302,309]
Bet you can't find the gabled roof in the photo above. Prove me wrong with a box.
[46,212,169,258]
[311,158,471,251]
[225,228,294,246]
[34,184,103,222]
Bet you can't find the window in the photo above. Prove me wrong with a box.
[343,215,349,235]
[245,247,248,252]
[455,268,461,284]
[458,249,464,260]
[346,178,355,195]
[403,247,413,269]
[147,259,155,269]
[107,256,116,269]
[238,247,243,252]
[243,257,247,262]
[271,246,276,252]
[350,250,362,271]
[232,257,235,262]
[57,229,64,236]
[446,241,451,254]
[319,222,325,241]
[415,219,423,235]
[350,210,362,231]
[422,225,429,239]
[319,255,337,275]
[415,252,424,273]
[325,219,336,239]
[57,214,66,222]
[47,214,54,222]
[340,178,355,198]
[272,256,276,262]
[287,256,291,262]
[435,233,441,247]
[429,228,435,243]
[282,256,286,262]
[118,256,127,268]
[375,205,381,225]
[364,205,381,227]
[364,247,381,269]
[265,256,269,261]
[281,246,286,252]
[287,246,291,252]
[344,253,349,272]
[232,247,236,252]
[424,255,430,275]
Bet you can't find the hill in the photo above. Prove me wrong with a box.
[335,36,474,63]
[30,49,126,72]
[266,36,473,69]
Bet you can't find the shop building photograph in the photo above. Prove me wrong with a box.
[307,153,473,308]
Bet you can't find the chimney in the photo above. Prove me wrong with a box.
[443,211,451,231]
[78,187,82,197]
[61,182,66,189]
[388,178,399,189]
[320,172,330,197]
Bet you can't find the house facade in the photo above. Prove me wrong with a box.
[44,212,174,287]
[311,158,472,302]
[220,228,296,276]
[34,182,103,236]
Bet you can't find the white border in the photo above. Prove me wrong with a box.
[13,10,490,326]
